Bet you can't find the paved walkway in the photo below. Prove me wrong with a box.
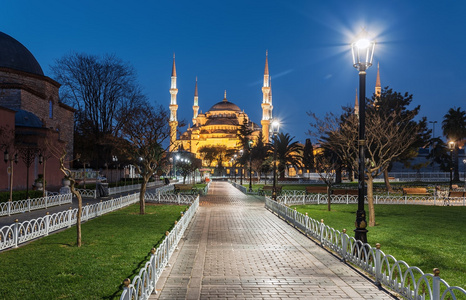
[152,182,396,300]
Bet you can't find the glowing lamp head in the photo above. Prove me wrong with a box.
[351,30,376,71]
[448,141,455,150]
[270,119,280,136]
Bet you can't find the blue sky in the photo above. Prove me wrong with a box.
[2,0,466,144]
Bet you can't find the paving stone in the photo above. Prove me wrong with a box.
[151,182,397,300]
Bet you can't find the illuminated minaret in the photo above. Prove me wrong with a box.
[192,77,199,125]
[169,54,178,152]
[354,88,359,116]
[375,62,381,96]
[261,51,273,142]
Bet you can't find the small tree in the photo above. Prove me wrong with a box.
[314,150,339,211]
[118,102,171,215]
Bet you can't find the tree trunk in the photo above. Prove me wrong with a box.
[383,168,393,192]
[69,181,82,247]
[367,177,375,227]
[139,176,149,215]
[335,165,342,184]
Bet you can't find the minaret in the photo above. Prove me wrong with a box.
[169,54,178,152]
[261,51,272,142]
[375,62,381,96]
[192,77,199,125]
[354,88,359,116]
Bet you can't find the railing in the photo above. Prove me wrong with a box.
[0,193,73,217]
[230,181,247,194]
[108,182,158,195]
[145,192,197,205]
[0,193,140,251]
[75,188,97,199]
[120,195,199,300]
[278,192,466,206]
[265,197,466,300]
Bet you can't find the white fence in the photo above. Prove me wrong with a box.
[265,197,466,300]
[0,193,73,217]
[278,192,466,206]
[120,195,199,300]
[108,182,157,195]
[0,193,140,251]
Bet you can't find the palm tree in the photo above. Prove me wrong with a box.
[270,132,303,180]
[442,107,466,181]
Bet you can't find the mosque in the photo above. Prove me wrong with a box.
[0,31,74,190]
[168,53,274,167]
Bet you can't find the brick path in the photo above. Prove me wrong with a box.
[151,182,397,300]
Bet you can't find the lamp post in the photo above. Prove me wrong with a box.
[351,30,375,244]
[248,140,253,192]
[175,154,180,181]
[463,159,466,187]
[4,150,18,202]
[113,155,118,185]
[448,141,455,189]
[233,154,237,182]
[239,150,243,185]
[270,120,280,201]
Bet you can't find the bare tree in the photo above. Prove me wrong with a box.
[118,102,171,215]
[314,150,339,211]
[51,52,146,166]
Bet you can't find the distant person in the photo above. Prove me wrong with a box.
[164,177,170,185]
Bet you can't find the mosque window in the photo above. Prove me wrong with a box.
[48,100,53,118]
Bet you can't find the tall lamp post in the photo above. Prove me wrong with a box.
[463,158,466,187]
[271,120,280,201]
[4,150,18,202]
[351,31,375,243]
[248,140,253,192]
[239,150,243,185]
[448,141,455,189]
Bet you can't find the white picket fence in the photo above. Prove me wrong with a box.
[0,193,73,217]
[278,192,466,206]
[120,195,199,300]
[265,197,466,300]
[108,182,157,195]
[0,193,140,251]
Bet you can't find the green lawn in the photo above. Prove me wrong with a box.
[0,203,188,299]
[291,204,466,289]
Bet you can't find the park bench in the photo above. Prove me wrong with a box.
[259,185,282,196]
[305,186,328,194]
[333,189,358,195]
[402,187,430,196]
[174,184,197,195]
[448,191,465,198]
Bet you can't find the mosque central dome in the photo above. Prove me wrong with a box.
[0,31,44,76]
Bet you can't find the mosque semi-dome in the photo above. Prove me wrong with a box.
[0,31,44,76]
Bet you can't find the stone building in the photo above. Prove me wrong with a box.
[0,31,74,191]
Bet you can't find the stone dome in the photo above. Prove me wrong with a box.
[208,99,241,112]
[15,109,43,128]
[0,31,44,76]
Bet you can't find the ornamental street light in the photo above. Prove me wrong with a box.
[448,141,455,189]
[270,119,280,201]
[239,150,244,185]
[4,149,19,202]
[463,159,466,187]
[351,30,375,244]
[248,140,253,193]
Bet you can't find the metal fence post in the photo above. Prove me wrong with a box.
[45,212,50,236]
[68,207,72,228]
[432,268,440,300]
[305,213,309,235]
[375,243,381,286]
[45,196,48,209]
[122,278,132,300]
[317,194,320,205]
[320,219,324,246]
[8,201,11,216]
[341,229,347,262]
[28,199,31,212]
[14,219,19,248]
[150,247,157,292]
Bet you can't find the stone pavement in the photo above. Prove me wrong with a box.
[152,182,397,300]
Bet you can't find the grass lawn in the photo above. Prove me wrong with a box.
[0,203,188,299]
[291,203,466,289]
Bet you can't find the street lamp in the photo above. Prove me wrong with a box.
[248,140,253,192]
[448,141,455,188]
[463,159,466,187]
[4,149,18,202]
[351,30,375,244]
[239,150,244,185]
[271,119,280,201]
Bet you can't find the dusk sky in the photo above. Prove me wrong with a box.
[2,0,466,144]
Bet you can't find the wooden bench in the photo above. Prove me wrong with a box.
[333,189,358,195]
[305,186,327,194]
[174,184,197,194]
[402,187,430,196]
[259,185,282,196]
[448,191,465,198]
